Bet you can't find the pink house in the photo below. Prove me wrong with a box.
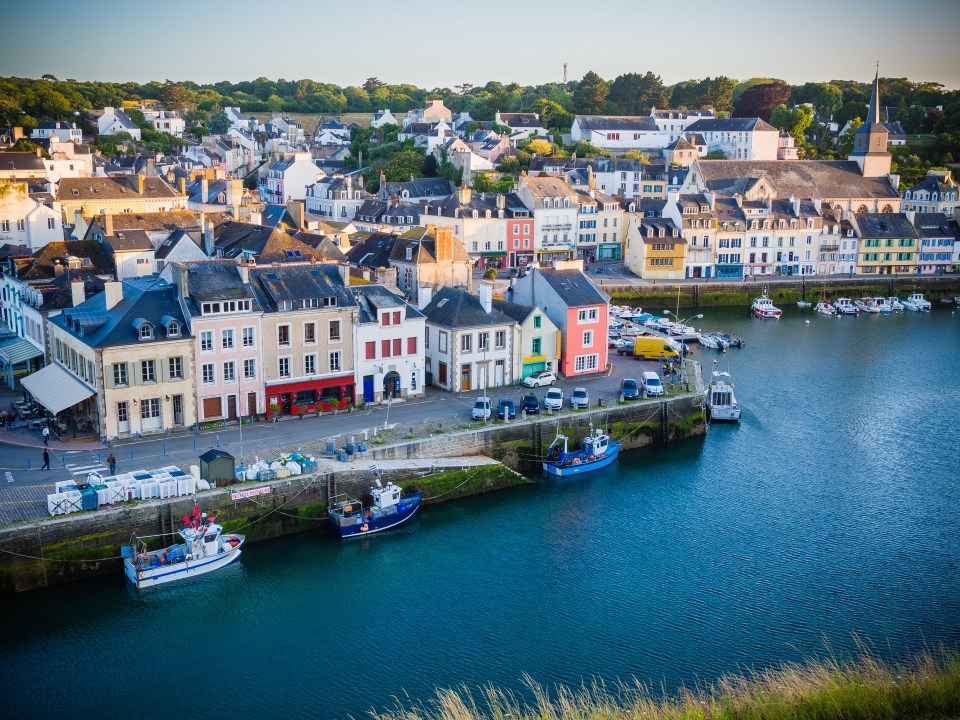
[506,264,609,378]
[505,193,534,268]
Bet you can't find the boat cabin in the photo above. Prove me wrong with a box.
[372,482,401,510]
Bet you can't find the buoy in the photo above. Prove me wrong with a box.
[361,523,369,532]
[805,319,810,324]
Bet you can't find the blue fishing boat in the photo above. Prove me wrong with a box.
[543,425,621,477]
[328,468,422,539]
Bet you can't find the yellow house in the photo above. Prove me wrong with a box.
[55,176,186,221]
[638,218,686,280]
[852,212,919,275]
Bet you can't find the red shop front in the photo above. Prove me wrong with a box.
[266,376,355,417]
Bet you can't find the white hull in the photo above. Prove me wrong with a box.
[124,544,243,589]
[708,406,741,422]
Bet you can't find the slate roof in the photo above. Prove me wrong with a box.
[381,177,455,199]
[155,230,202,259]
[491,298,536,324]
[853,212,919,239]
[639,218,684,240]
[84,211,200,237]
[249,264,356,312]
[21,241,113,280]
[181,259,260,316]
[666,136,696,151]
[187,178,228,205]
[355,198,421,225]
[686,118,777,133]
[290,231,347,262]
[906,176,957,195]
[912,213,959,237]
[0,152,46,173]
[58,176,180,201]
[521,175,579,199]
[346,227,471,268]
[352,284,423,324]
[883,121,907,138]
[107,229,153,252]
[421,286,513,329]
[215,223,324,264]
[260,204,297,228]
[54,276,190,348]
[497,113,543,128]
[575,116,659,132]
[536,268,609,307]
[695,160,900,200]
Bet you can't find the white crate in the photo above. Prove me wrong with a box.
[48,491,82,516]
[138,481,160,499]
[96,488,112,505]
[285,462,301,476]
[176,478,195,496]
[158,480,177,499]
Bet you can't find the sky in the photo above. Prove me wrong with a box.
[3,0,959,90]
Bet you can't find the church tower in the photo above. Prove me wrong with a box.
[849,69,892,177]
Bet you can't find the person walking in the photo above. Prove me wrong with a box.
[41,448,50,471]
[42,425,50,446]
[107,453,116,476]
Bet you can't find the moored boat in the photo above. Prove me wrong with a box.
[796,300,812,309]
[705,368,740,422]
[543,425,621,477]
[714,331,745,348]
[751,291,781,319]
[815,300,837,315]
[903,293,932,311]
[697,332,726,350]
[855,297,881,313]
[886,296,904,312]
[328,471,422,539]
[122,509,245,589]
[870,297,893,313]
[834,297,859,314]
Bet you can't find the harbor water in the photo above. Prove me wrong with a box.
[2,306,958,719]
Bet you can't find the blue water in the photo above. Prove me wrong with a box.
[2,307,959,720]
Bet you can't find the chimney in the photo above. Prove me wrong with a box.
[478,280,493,314]
[417,285,433,310]
[458,184,471,205]
[338,262,351,287]
[101,211,114,237]
[250,209,263,226]
[286,200,305,228]
[104,281,123,310]
[812,197,823,213]
[201,176,209,204]
[733,193,743,208]
[166,170,175,183]
[905,209,916,225]
[587,165,595,190]
[137,175,144,195]
[178,177,186,196]
[146,156,156,176]
[435,226,453,262]
[704,190,716,211]
[236,258,249,284]
[202,216,214,255]
[226,179,242,217]
[496,193,505,211]
[790,195,800,216]
[54,260,64,277]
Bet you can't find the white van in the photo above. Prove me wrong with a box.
[641,371,664,397]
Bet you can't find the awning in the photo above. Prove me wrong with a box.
[21,364,96,415]
[0,338,43,365]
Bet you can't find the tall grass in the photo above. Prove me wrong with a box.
[372,644,960,720]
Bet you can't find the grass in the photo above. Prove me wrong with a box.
[372,644,960,720]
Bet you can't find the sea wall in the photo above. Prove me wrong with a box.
[0,391,706,594]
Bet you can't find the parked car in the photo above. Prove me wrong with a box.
[543,388,564,410]
[472,397,492,420]
[497,398,516,420]
[616,338,635,355]
[620,378,639,400]
[570,387,589,409]
[522,370,557,388]
[641,371,664,397]
[521,394,540,415]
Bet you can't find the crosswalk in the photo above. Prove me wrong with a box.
[62,451,109,482]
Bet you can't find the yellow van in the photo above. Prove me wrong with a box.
[632,336,680,361]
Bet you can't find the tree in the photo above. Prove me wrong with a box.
[530,98,572,131]
[381,150,426,182]
[769,104,813,141]
[159,81,193,110]
[208,111,231,134]
[573,71,609,114]
[607,72,670,115]
[837,117,863,156]
[732,82,792,121]
[791,82,844,119]
[835,101,868,128]
[568,141,609,158]
[895,104,926,134]
[527,138,553,156]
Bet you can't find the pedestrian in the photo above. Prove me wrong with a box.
[42,425,49,446]
[107,453,116,476]
[41,448,50,471]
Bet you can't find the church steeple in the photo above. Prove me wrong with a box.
[849,67,891,178]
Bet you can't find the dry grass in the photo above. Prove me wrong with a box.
[371,643,960,720]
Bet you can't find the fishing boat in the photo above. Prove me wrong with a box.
[886,296,905,312]
[815,300,837,315]
[122,509,245,589]
[902,293,932,311]
[870,297,893,313]
[796,300,812,309]
[751,291,782,319]
[855,297,881,313]
[705,367,740,422]
[834,297,859,314]
[328,466,423,539]
[543,425,621,477]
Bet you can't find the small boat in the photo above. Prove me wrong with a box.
[714,332,745,348]
[855,297,881,313]
[751,291,781,319]
[328,473,423,539]
[705,368,740,422]
[902,293,932,312]
[834,297,859,315]
[886,296,904,312]
[697,333,726,350]
[122,510,245,589]
[796,300,812,309]
[543,425,621,477]
[870,297,893,313]
[939,297,953,305]
[815,300,837,315]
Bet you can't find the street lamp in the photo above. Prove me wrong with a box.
[663,310,703,386]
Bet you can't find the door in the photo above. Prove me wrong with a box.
[172,395,184,425]
[140,397,162,431]
[460,365,471,392]
[494,359,504,387]
[227,395,238,421]
[280,393,291,416]
[363,375,374,403]
[117,401,129,435]
[246,392,258,416]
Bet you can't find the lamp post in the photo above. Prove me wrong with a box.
[663,310,703,386]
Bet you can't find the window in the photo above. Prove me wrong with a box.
[200,331,213,352]
[407,337,417,354]
[48,218,56,230]
[278,357,291,378]
[169,357,183,380]
[329,351,341,372]
[304,322,316,344]
[382,312,392,326]
[533,315,542,329]
[495,331,505,349]
[141,360,156,383]
[329,320,341,341]
[365,341,376,359]
[242,327,255,347]
[117,402,128,424]
[532,337,542,355]
[583,330,593,347]
[304,354,316,375]
[577,308,599,323]
[139,397,160,421]
[393,338,401,356]
[478,333,489,351]
[139,324,152,340]
[221,328,234,350]
[202,363,215,384]
[221,361,235,382]
[113,363,128,386]
[439,331,448,353]
[574,354,599,372]
[461,334,472,352]
[17,220,25,232]
[278,325,290,346]
[242,358,255,380]
[393,310,401,325]
[0,220,7,232]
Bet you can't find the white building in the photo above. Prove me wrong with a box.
[683,118,779,160]
[31,121,83,143]
[371,109,398,128]
[0,181,63,251]
[97,107,141,140]
[515,173,579,262]
[262,152,325,204]
[305,174,369,222]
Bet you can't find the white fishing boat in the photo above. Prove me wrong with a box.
[855,297,881,313]
[751,291,781,319]
[815,300,837,315]
[834,297,859,315]
[886,296,904,312]
[902,293,932,311]
[869,297,893,314]
[122,510,244,589]
[705,367,740,422]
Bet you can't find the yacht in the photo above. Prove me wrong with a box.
[705,369,740,422]
[815,300,837,315]
[834,297,859,315]
[902,293,932,312]
[869,297,893,313]
[886,296,904,312]
[854,297,881,313]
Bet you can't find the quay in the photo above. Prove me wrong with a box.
[0,374,706,594]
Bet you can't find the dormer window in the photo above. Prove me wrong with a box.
[167,321,180,337]
[137,322,153,340]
